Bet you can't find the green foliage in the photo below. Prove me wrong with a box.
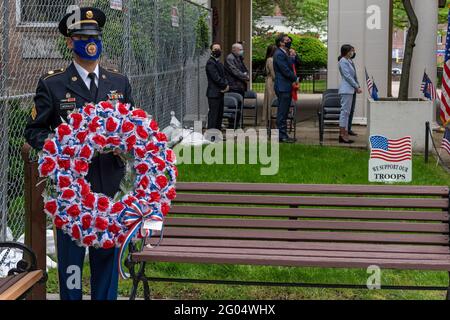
[394,0,450,29]
[195,13,210,54]
[252,34,327,72]
[252,0,328,36]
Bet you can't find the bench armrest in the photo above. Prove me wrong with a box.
[0,242,38,275]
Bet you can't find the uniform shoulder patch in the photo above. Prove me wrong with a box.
[43,68,65,80]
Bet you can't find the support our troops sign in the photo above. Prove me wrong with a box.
[368,135,412,183]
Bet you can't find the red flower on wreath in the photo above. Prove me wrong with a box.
[76,178,91,196]
[126,135,137,151]
[79,145,93,159]
[43,140,57,155]
[69,113,83,130]
[106,136,121,146]
[44,200,58,216]
[82,235,97,246]
[118,103,129,115]
[155,132,167,142]
[57,157,71,171]
[122,121,135,133]
[153,157,166,171]
[146,142,159,154]
[57,175,72,189]
[62,146,76,157]
[76,130,89,144]
[166,188,176,200]
[61,189,76,201]
[106,117,119,132]
[166,149,175,163]
[74,159,89,175]
[149,120,159,131]
[111,202,125,215]
[39,157,56,176]
[89,116,102,133]
[82,193,96,209]
[81,214,93,230]
[54,216,68,229]
[102,239,115,249]
[135,147,147,159]
[57,124,72,142]
[95,216,109,231]
[97,196,110,212]
[72,225,81,240]
[83,104,95,116]
[92,134,107,147]
[136,126,149,140]
[150,191,161,203]
[131,109,147,118]
[156,175,168,189]
[67,204,81,218]
[100,101,114,111]
[136,163,149,175]
[161,202,170,216]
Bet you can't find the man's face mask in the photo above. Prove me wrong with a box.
[212,49,222,58]
[285,41,292,49]
[72,36,103,61]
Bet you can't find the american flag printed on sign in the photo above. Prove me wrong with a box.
[440,6,450,125]
[369,136,412,163]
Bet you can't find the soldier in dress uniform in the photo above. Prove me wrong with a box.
[24,6,134,300]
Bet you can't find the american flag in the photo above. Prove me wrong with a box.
[370,135,412,162]
[365,68,379,101]
[441,128,450,155]
[421,72,438,101]
[365,68,373,94]
[440,7,450,125]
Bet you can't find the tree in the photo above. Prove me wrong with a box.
[252,0,328,36]
[398,0,419,101]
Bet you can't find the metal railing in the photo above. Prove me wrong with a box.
[252,69,327,94]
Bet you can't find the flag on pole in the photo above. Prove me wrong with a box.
[440,6,450,125]
[371,78,379,101]
[421,71,438,101]
[365,68,379,101]
[441,127,450,156]
[365,68,373,94]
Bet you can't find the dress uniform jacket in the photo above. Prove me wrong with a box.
[25,62,134,197]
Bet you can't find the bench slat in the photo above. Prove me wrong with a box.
[171,205,449,221]
[132,251,450,271]
[158,238,450,254]
[0,270,43,300]
[166,217,449,233]
[162,227,450,245]
[174,194,449,209]
[150,246,450,261]
[177,182,450,196]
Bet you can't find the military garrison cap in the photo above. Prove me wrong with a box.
[58,7,106,37]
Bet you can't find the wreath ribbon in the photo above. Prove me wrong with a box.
[118,201,163,279]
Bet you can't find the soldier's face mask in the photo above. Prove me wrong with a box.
[71,36,103,61]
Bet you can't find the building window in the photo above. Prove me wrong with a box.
[438,34,443,45]
[16,0,74,27]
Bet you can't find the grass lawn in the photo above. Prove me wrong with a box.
[46,144,450,299]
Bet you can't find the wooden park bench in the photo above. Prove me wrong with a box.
[126,182,450,300]
[0,242,45,300]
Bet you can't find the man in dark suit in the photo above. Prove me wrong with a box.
[273,34,298,143]
[24,6,134,300]
[205,43,229,131]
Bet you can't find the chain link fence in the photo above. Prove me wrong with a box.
[0,0,211,241]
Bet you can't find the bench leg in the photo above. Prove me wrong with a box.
[128,261,150,300]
